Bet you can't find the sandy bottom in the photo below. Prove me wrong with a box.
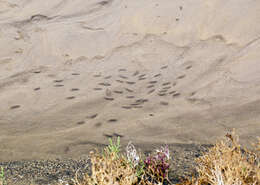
[0,0,259,161]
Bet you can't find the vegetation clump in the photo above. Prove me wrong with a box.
[75,137,171,185]
[182,132,260,185]
[75,132,259,185]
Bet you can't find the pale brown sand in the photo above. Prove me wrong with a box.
[0,0,259,161]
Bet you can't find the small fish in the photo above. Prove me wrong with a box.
[133,71,139,76]
[125,88,134,93]
[104,97,114,101]
[93,88,102,91]
[149,81,157,84]
[131,103,140,106]
[33,70,41,74]
[139,74,146,78]
[93,74,102,78]
[154,74,161,77]
[177,75,186,79]
[132,105,143,109]
[122,106,132,109]
[173,93,181,97]
[87,114,98,119]
[108,119,118,122]
[104,75,112,79]
[119,75,128,79]
[10,105,21,109]
[147,89,155,94]
[161,65,168,69]
[99,82,111,86]
[160,101,169,105]
[163,86,171,90]
[54,80,63,83]
[147,85,155,89]
[126,81,136,85]
[54,84,64,87]
[114,90,123,94]
[136,99,148,103]
[158,93,166,96]
[169,90,176,94]
[162,82,171,86]
[77,121,85,125]
[95,122,102,127]
[116,80,124,83]
[126,96,135,99]
[159,90,167,93]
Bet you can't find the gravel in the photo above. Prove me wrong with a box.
[0,143,211,185]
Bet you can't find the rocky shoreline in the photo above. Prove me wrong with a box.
[0,143,211,185]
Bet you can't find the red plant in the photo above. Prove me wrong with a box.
[144,145,170,180]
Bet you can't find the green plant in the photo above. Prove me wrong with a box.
[0,166,6,185]
[135,160,145,178]
[107,137,121,158]
[78,138,138,185]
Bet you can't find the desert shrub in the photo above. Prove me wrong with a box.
[143,145,171,184]
[76,138,170,185]
[126,143,171,185]
[68,132,259,185]
[77,137,138,185]
[182,132,260,185]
